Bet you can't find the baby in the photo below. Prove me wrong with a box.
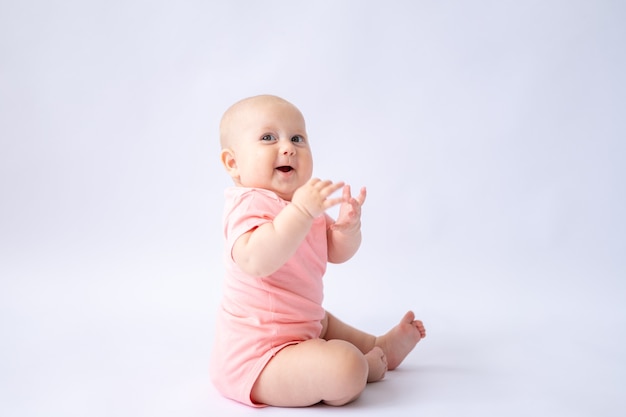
[210,94,426,407]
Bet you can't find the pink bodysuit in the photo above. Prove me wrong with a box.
[210,187,328,407]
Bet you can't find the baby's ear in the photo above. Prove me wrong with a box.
[220,148,238,178]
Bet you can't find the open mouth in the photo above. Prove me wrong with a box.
[276,166,293,173]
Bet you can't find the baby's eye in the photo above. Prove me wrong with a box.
[291,135,305,143]
[261,134,276,142]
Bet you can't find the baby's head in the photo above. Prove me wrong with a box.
[219,95,313,201]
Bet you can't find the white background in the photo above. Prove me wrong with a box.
[1,1,624,416]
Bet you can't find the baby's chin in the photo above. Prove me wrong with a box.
[271,181,309,201]
[273,190,294,201]
[235,179,305,201]
[235,183,294,201]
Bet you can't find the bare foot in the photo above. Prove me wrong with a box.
[364,346,387,382]
[375,311,426,370]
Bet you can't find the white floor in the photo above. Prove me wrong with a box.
[1,245,623,417]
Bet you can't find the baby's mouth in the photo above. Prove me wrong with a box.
[276,166,293,173]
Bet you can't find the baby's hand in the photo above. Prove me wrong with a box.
[331,185,367,233]
[291,178,345,219]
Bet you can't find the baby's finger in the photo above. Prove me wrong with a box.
[342,184,352,202]
[356,186,367,206]
[310,178,330,189]
[323,196,345,210]
[321,180,345,197]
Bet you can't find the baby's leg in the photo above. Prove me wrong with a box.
[321,312,387,382]
[322,310,426,372]
[321,312,376,353]
[375,311,426,370]
[251,338,368,407]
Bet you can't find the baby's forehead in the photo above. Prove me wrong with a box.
[220,95,304,146]
[237,95,294,114]
[233,97,303,126]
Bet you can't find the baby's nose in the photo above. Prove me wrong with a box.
[281,142,296,155]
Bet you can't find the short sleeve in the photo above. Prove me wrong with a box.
[223,188,285,255]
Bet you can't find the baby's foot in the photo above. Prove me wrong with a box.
[364,346,387,382]
[375,311,426,370]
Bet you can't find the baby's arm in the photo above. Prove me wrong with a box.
[232,179,345,277]
[327,185,367,264]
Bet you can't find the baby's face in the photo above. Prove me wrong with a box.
[222,97,313,201]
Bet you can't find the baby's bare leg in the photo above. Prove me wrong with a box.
[321,312,377,352]
[322,310,426,373]
[251,338,368,407]
[321,312,387,382]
